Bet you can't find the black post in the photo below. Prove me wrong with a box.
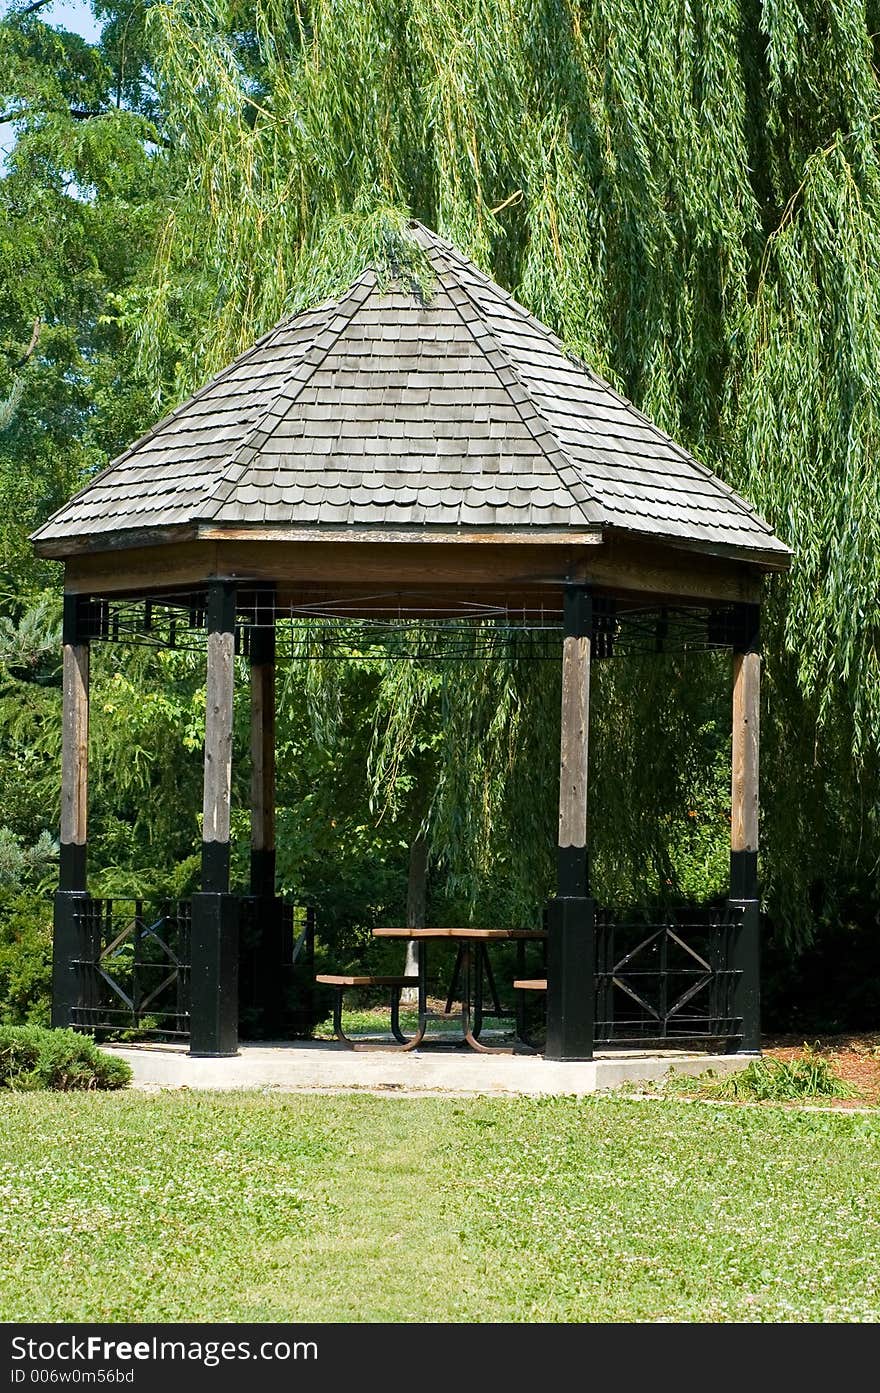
[546,583,595,1061]
[249,600,277,899]
[190,580,240,1057]
[51,893,89,1030]
[247,603,284,1037]
[728,602,761,1054]
[52,594,90,1029]
[190,893,240,1057]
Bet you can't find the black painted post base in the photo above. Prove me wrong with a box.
[252,895,286,1039]
[727,847,760,1054]
[545,896,595,1060]
[190,892,240,1057]
[51,890,90,1030]
[727,896,761,1054]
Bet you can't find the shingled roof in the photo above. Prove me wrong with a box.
[31,222,788,564]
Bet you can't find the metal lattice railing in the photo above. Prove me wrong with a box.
[593,904,743,1046]
[70,898,191,1038]
[69,896,318,1041]
[67,893,740,1048]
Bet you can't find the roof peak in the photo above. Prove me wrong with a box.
[31,221,788,565]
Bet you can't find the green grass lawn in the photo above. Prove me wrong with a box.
[2,1091,879,1322]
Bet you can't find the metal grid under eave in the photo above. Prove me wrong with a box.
[71,589,745,662]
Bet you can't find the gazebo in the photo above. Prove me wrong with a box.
[31,222,789,1061]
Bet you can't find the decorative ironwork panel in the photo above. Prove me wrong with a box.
[71,896,317,1041]
[593,598,742,658]
[75,592,210,653]
[594,903,743,1046]
[69,898,191,1038]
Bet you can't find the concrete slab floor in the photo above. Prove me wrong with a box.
[104,1040,753,1098]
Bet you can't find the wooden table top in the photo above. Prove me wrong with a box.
[372,927,546,941]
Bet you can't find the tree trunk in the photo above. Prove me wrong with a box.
[401,833,428,1003]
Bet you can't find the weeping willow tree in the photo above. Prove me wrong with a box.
[132,0,880,939]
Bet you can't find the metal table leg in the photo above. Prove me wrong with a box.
[461,942,522,1054]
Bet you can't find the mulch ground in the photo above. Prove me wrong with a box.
[763,1033,880,1108]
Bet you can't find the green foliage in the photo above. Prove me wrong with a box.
[0,827,56,885]
[0,595,60,676]
[0,889,52,1025]
[0,822,56,1024]
[0,0,171,599]
[4,0,880,1022]
[0,1023,132,1090]
[131,0,880,940]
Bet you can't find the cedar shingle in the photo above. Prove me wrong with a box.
[31,221,788,561]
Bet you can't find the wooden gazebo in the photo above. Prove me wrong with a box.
[31,222,789,1060]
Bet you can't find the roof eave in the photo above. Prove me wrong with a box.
[604,525,792,573]
[31,522,201,560]
[32,517,790,575]
[31,520,607,560]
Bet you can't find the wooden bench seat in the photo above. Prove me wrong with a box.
[316,973,418,1048]
[317,974,418,988]
[512,978,546,1051]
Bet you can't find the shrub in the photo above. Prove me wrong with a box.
[0,1024,132,1091]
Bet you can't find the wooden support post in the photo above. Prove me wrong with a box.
[729,602,761,1053]
[546,584,595,1061]
[731,655,760,879]
[52,594,91,1029]
[191,580,239,1056]
[201,581,236,894]
[557,587,591,897]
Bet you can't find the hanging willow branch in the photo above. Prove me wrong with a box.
[137,0,880,935]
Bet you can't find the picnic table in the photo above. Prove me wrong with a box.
[372,927,546,1053]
